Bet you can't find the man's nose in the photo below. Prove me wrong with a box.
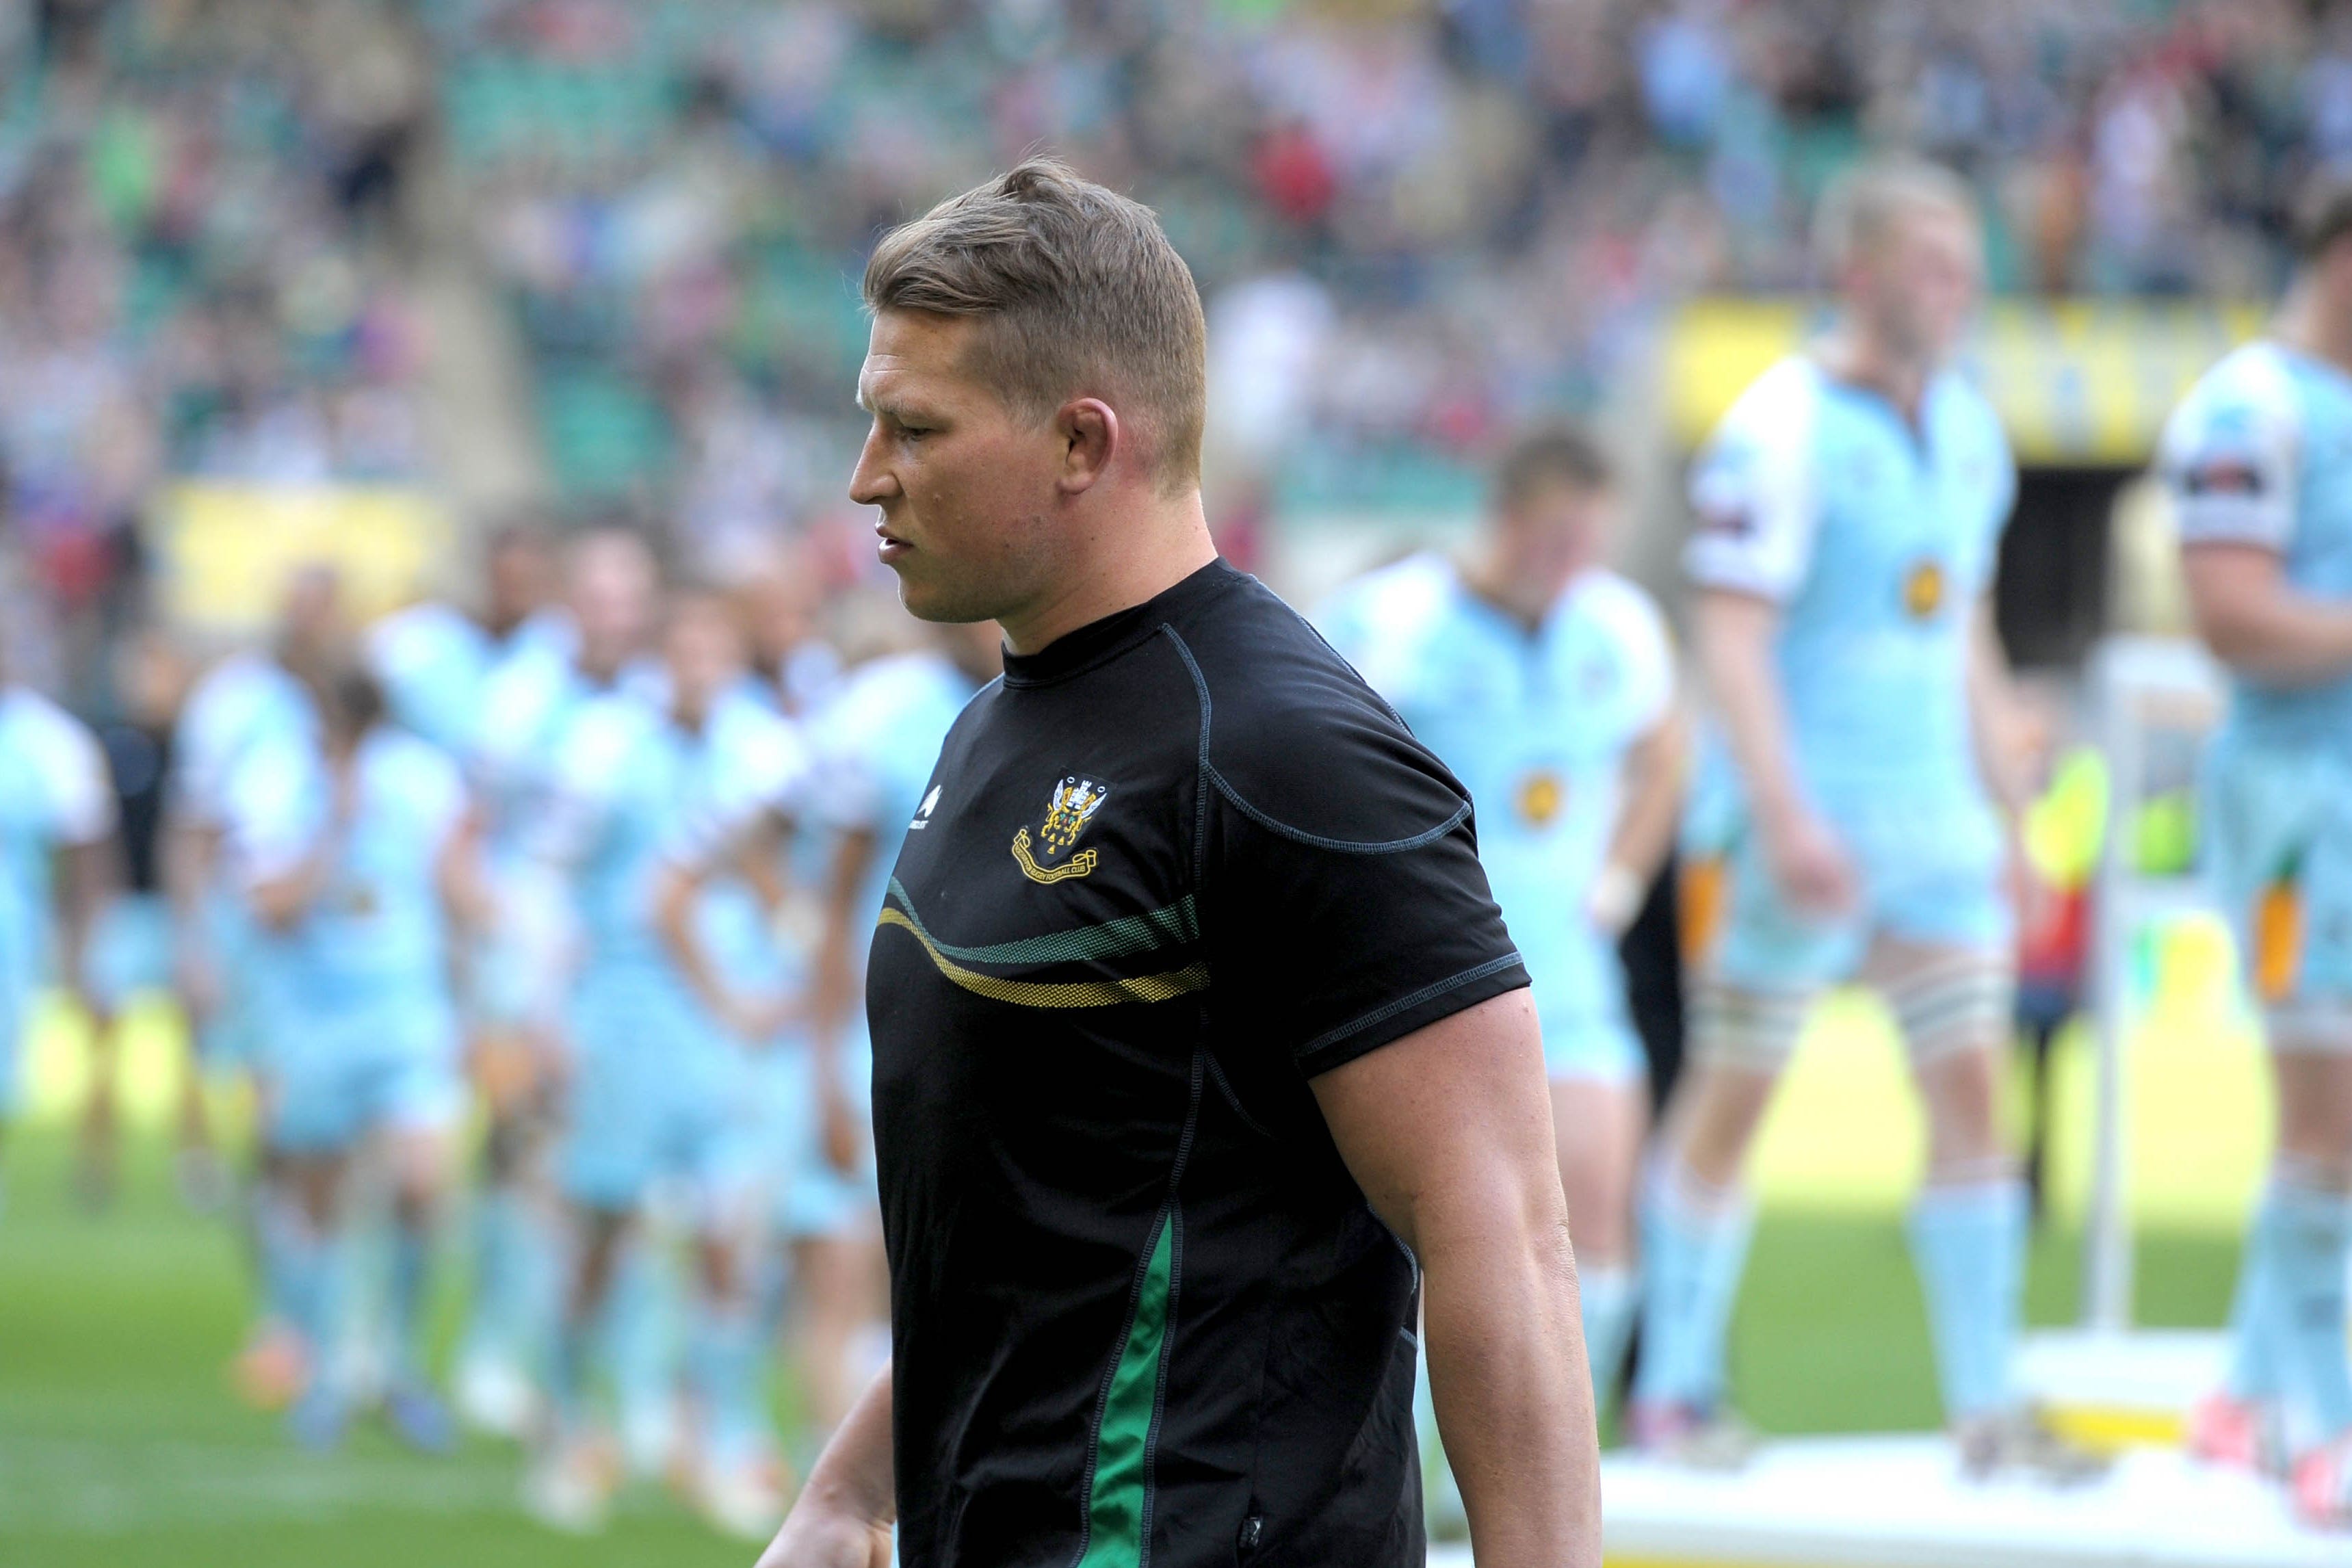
[849,432,899,505]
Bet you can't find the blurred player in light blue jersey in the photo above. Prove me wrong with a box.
[1322,426,1684,1435]
[1645,159,2098,1481]
[2165,176,2352,1530]
[790,618,998,1443]
[452,528,659,1440]
[166,567,339,1407]
[0,648,118,1197]
[523,590,811,1537]
[735,539,845,721]
[365,521,563,757]
[648,605,831,1539]
[233,664,484,1454]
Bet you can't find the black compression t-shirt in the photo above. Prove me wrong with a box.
[870,559,1528,1568]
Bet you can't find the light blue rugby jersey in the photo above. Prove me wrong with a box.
[2158,340,2352,757]
[540,682,810,989]
[672,681,818,1015]
[1320,556,1673,1023]
[807,650,984,971]
[1684,354,2015,811]
[471,640,659,857]
[227,727,468,1019]
[367,602,571,758]
[172,651,319,829]
[0,689,116,1002]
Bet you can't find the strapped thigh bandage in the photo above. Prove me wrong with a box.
[1688,978,1818,1073]
[1866,944,2015,1069]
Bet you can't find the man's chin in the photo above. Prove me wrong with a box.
[891,564,997,627]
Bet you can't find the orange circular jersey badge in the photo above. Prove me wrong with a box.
[1903,559,1946,620]
[1516,770,1565,826]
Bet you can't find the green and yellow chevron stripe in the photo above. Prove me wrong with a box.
[876,883,1207,1009]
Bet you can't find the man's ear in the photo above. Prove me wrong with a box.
[1057,397,1119,495]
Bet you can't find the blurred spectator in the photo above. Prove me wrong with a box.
[8,0,2352,699]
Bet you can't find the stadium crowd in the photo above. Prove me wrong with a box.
[12,0,2352,1553]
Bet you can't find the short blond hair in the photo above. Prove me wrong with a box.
[1812,156,1978,276]
[863,157,1207,492]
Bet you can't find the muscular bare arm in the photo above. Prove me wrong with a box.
[2181,542,2352,685]
[756,1363,896,1568]
[1313,987,1603,1568]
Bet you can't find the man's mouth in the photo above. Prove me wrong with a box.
[876,518,910,563]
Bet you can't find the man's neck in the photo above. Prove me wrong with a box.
[1459,549,1576,633]
[1818,324,1933,421]
[2278,285,2352,379]
[995,492,1219,655]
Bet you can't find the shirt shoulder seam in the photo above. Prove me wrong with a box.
[1156,623,1472,855]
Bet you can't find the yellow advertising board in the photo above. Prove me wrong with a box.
[1664,297,2266,466]
[147,483,454,633]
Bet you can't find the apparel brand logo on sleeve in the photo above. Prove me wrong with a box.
[909,783,942,830]
[1012,775,1108,883]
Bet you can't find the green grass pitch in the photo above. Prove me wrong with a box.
[0,1123,2237,1566]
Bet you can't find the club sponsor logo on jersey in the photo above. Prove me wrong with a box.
[1012,775,1108,883]
[910,783,942,830]
[1693,501,1754,540]
[1903,558,1946,620]
[1515,768,1565,827]
[2183,454,2265,497]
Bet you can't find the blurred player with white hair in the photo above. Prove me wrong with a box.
[2164,172,2352,1530]
[1643,158,2100,1480]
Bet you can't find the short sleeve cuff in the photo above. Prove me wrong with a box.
[1683,536,1794,602]
[2173,496,2291,552]
[1294,953,1530,1080]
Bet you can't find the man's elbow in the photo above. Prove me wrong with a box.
[2191,603,2291,679]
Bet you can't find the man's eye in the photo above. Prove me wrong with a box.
[899,426,931,441]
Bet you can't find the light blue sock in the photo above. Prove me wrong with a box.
[280,1216,342,1394]
[611,1241,682,1451]
[547,1310,590,1433]
[692,1298,770,1465]
[2266,1177,2352,1438]
[1632,1164,1754,1410]
[2225,1184,2292,1402]
[1906,1179,2026,1423]
[463,1186,515,1361]
[386,1220,432,1387]
[1579,1265,1638,1407]
[254,1184,308,1331]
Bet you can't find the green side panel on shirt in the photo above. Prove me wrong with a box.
[1077,1214,1176,1568]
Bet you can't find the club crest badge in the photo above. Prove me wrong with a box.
[1516,769,1566,828]
[1012,776,1109,884]
[1903,558,1946,620]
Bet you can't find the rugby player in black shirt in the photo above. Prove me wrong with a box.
[759,157,1600,1568]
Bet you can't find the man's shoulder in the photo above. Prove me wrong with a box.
[1709,354,1825,449]
[1167,571,1468,846]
